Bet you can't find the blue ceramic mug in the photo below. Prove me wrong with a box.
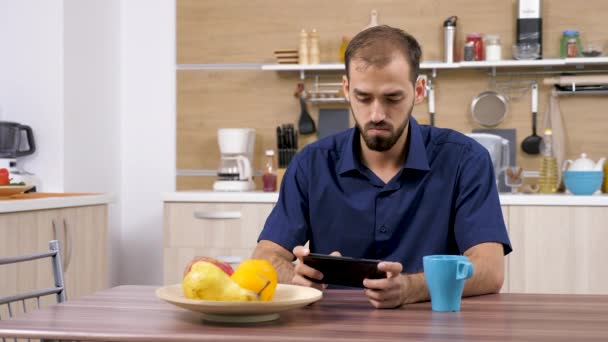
[423,255,474,312]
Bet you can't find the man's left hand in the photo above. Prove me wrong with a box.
[362,261,408,309]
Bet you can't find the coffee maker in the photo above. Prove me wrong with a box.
[213,128,256,191]
[0,121,39,189]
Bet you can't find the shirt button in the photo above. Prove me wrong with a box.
[380,225,387,233]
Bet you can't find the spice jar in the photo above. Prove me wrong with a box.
[484,34,502,61]
[465,33,484,61]
[561,30,582,58]
[262,149,277,192]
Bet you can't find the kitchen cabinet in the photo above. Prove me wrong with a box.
[0,204,108,316]
[507,206,608,294]
[163,202,274,285]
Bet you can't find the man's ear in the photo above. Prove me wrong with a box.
[414,76,426,105]
[342,75,350,102]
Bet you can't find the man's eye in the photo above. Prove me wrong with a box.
[387,97,402,103]
[356,96,371,103]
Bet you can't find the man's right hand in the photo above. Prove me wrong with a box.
[292,246,341,290]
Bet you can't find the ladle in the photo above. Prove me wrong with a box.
[521,83,541,154]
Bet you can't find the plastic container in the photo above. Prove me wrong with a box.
[563,171,603,195]
[539,129,558,194]
[262,149,277,192]
[560,30,582,58]
[603,161,608,193]
[465,33,484,61]
[484,34,502,61]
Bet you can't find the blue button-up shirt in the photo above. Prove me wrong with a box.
[259,117,512,273]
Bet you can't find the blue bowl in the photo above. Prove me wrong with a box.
[563,171,603,195]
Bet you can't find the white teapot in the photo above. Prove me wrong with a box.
[563,153,606,171]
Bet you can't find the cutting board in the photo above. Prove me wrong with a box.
[318,109,350,139]
[0,193,97,200]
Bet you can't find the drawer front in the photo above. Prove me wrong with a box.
[163,202,274,284]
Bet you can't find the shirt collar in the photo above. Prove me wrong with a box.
[337,117,430,175]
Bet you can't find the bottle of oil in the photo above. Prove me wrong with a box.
[539,128,558,193]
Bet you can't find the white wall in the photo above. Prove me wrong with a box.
[0,0,65,192]
[0,0,176,286]
[63,0,123,286]
[119,0,175,285]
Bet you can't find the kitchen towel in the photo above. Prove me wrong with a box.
[318,109,350,139]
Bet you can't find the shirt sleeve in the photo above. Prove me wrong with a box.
[257,151,311,255]
[453,145,512,255]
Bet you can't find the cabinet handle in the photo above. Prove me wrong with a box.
[52,220,58,240]
[193,211,242,220]
[63,219,73,272]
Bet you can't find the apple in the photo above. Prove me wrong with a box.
[183,256,234,278]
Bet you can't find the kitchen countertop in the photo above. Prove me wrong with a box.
[0,193,114,213]
[163,191,608,207]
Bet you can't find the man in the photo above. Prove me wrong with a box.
[252,25,511,309]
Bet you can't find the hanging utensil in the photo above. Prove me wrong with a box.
[521,82,541,155]
[294,83,316,135]
[471,91,508,127]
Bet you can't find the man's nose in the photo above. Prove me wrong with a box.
[370,100,386,123]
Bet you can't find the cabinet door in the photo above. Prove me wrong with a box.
[61,205,108,300]
[0,209,59,317]
[163,202,274,285]
[508,206,608,294]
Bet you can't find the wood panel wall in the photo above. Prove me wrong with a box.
[176,0,608,190]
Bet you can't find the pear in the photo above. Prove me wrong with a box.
[182,261,257,301]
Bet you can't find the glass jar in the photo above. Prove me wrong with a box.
[561,30,582,58]
[484,34,502,61]
[465,33,484,61]
[262,149,277,192]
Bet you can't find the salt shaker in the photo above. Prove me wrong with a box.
[298,29,309,65]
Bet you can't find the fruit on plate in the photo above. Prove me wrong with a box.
[182,261,257,301]
[231,259,278,301]
[183,256,234,278]
[0,168,9,185]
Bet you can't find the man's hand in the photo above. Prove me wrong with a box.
[363,261,407,308]
[292,246,341,290]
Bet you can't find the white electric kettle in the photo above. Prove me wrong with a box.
[563,153,605,171]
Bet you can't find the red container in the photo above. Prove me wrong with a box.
[466,33,484,61]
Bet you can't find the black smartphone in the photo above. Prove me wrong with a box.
[301,253,386,288]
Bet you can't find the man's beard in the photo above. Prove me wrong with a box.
[352,107,411,152]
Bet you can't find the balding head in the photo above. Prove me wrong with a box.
[345,25,422,85]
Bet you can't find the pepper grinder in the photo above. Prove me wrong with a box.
[443,16,457,63]
[298,29,309,65]
[309,29,320,64]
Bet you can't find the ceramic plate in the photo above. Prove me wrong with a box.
[0,185,33,197]
[156,283,322,323]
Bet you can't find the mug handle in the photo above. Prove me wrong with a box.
[456,261,474,280]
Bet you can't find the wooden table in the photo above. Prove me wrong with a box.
[1,285,608,341]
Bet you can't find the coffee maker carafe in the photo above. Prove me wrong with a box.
[213,128,256,191]
[0,121,39,189]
